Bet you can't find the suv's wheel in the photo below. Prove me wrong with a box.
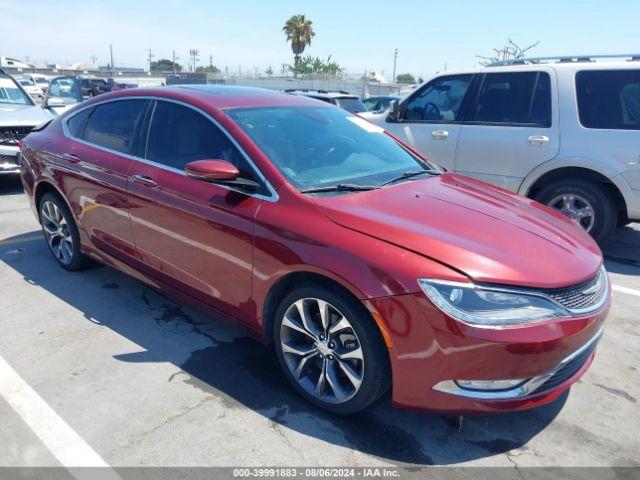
[39,192,90,271]
[273,285,390,414]
[535,179,617,245]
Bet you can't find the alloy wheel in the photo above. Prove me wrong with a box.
[279,298,365,404]
[41,200,74,265]
[548,193,595,232]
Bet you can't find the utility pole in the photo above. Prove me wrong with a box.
[110,44,115,76]
[189,49,199,72]
[172,50,180,75]
[392,48,398,83]
[90,54,97,65]
[145,48,154,72]
[209,54,213,69]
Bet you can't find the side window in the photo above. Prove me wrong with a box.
[66,108,93,138]
[472,72,551,126]
[146,101,254,178]
[576,70,640,130]
[404,75,472,121]
[84,99,147,154]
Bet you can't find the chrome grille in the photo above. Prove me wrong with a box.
[543,269,607,312]
[0,153,19,165]
[0,126,33,146]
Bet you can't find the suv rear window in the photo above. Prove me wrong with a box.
[576,70,640,130]
[472,72,551,126]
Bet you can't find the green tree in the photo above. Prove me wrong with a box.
[150,58,182,72]
[289,55,344,77]
[396,73,416,84]
[282,14,315,78]
[196,65,221,74]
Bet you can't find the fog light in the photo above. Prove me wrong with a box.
[455,379,527,391]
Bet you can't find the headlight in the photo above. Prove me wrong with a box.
[418,278,569,327]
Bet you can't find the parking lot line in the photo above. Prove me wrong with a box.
[612,284,640,297]
[0,355,119,478]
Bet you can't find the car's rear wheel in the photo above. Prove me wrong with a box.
[535,179,617,245]
[39,192,90,271]
[273,285,390,414]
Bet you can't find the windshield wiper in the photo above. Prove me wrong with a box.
[300,184,380,194]
[380,169,440,187]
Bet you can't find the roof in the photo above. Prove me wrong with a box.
[284,89,358,99]
[81,84,329,110]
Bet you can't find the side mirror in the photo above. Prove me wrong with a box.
[45,97,66,108]
[185,159,240,181]
[185,159,261,192]
[387,99,401,123]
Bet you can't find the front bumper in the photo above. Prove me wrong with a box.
[365,289,609,413]
[0,146,20,175]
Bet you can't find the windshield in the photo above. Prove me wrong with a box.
[0,78,30,105]
[226,105,440,192]
[334,97,366,113]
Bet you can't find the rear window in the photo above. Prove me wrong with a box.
[472,72,551,126]
[576,70,640,130]
[83,100,147,154]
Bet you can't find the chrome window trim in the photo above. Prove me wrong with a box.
[60,95,279,202]
[432,324,605,400]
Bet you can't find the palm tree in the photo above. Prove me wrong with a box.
[282,14,315,78]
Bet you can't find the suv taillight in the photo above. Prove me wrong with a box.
[18,139,24,152]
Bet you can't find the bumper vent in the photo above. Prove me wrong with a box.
[531,338,599,394]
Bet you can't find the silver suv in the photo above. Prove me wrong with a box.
[0,69,52,175]
[362,54,640,244]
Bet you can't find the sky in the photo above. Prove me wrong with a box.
[2,0,639,79]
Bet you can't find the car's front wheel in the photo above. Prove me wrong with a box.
[39,192,90,271]
[535,179,617,245]
[274,285,390,414]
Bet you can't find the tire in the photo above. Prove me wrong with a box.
[273,284,391,414]
[535,179,617,246]
[39,192,90,271]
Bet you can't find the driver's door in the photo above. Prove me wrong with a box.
[383,74,475,169]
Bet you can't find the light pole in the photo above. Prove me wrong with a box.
[189,49,200,72]
[392,48,398,83]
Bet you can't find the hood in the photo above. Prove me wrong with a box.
[0,104,52,126]
[313,173,602,289]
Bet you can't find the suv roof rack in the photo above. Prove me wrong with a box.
[488,53,640,67]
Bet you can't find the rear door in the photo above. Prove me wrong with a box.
[57,98,149,260]
[383,74,474,169]
[127,99,268,322]
[454,69,560,192]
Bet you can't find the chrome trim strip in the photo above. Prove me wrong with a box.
[60,95,279,202]
[432,325,605,400]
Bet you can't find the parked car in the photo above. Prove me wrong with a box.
[361,95,400,112]
[79,78,111,97]
[42,76,86,116]
[0,69,52,175]
[22,73,50,93]
[19,79,44,102]
[106,78,137,91]
[20,86,609,414]
[285,89,367,113]
[361,54,640,244]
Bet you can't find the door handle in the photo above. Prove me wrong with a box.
[528,135,550,147]
[431,130,449,140]
[132,174,158,187]
[62,153,80,163]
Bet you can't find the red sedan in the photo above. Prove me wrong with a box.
[19,86,609,414]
